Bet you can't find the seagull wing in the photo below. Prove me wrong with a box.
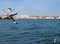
[10,16,15,21]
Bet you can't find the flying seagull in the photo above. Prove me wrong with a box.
[3,8,18,24]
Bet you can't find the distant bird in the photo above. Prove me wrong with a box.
[3,8,18,24]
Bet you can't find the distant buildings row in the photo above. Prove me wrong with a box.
[14,15,60,19]
[0,15,60,19]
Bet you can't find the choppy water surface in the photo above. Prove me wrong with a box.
[0,19,60,44]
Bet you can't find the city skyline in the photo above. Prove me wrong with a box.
[0,0,60,16]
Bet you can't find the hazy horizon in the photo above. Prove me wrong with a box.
[0,0,60,16]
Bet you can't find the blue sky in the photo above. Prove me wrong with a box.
[0,0,60,16]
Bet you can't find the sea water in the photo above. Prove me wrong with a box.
[0,19,60,44]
